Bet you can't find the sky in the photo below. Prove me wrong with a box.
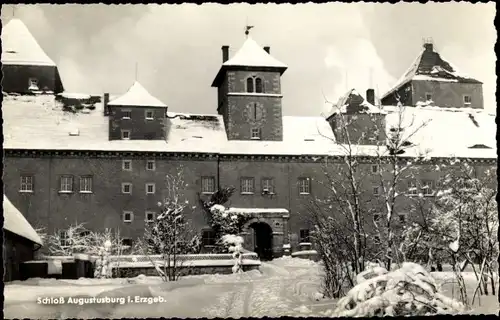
[2,3,496,116]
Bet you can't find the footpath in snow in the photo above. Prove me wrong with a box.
[4,257,330,319]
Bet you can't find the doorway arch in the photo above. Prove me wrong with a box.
[249,221,273,261]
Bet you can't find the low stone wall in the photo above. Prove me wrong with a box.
[291,250,319,262]
[113,261,260,278]
[34,253,261,279]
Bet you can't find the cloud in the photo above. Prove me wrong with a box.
[323,37,396,107]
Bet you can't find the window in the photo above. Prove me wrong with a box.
[201,176,216,194]
[421,180,435,196]
[121,130,131,140]
[408,180,418,196]
[241,177,255,194]
[246,76,264,93]
[121,238,133,248]
[122,110,132,119]
[28,78,39,90]
[374,235,380,243]
[261,178,275,194]
[145,211,156,222]
[123,211,134,223]
[202,229,216,246]
[398,213,407,224]
[79,230,91,238]
[298,177,311,194]
[300,229,310,243]
[373,213,381,223]
[255,77,263,93]
[463,95,472,106]
[371,164,379,174]
[372,185,380,196]
[251,128,261,139]
[60,176,73,193]
[146,183,156,195]
[145,110,154,120]
[59,230,69,247]
[20,175,34,192]
[122,160,132,171]
[246,77,254,93]
[146,160,156,171]
[122,183,132,194]
[425,93,432,101]
[79,176,93,193]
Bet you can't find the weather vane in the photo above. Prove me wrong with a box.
[245,25,254,38]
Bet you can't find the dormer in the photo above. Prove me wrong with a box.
[381,40,483,109]
[107,81,168,141]
[211,32,288,141]
[1,19,64,94]
[326,89,387,145]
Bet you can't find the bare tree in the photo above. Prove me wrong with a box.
[140,168,201,281]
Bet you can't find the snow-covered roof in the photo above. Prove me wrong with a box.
[223,37,287,69]
[1,18,56,67]
[2,94,496,159]
[381,104,496,159]
[3,195,43,245]
[107,81,167,108]
[212,36,287,87]
[381,47,481,100]
[326,89,386,118]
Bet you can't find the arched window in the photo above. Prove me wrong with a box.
[255,77,263,93]
[246,77,254,93]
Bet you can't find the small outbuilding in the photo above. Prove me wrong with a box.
[3,195,43,282]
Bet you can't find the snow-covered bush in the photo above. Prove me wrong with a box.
[221,234,245,273]
[47,223,92,256]
[401,163,498,302]
[334,262,465,316]
[199,187,251,253]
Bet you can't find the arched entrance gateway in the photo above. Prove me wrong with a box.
[249,221,273,261]
[230,208,290,260]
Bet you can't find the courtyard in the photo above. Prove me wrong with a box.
[4,257,498,318]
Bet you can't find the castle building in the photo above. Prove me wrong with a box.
[2,19,496,259]
[1,19,64,94]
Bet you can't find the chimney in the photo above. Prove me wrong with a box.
[423,42,433,52]
[103,93,110,116]
[221,45,229,63]
[366,89,375,105]
[263,46,270,54]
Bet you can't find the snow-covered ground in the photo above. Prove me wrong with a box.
[4,257,498,318]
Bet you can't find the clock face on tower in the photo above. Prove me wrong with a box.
[244,102,266,123]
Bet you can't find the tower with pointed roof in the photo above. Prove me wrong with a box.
[1,18,64,94]
[212,31,288,141]
[381,41,483,109]
[107,81,168,141]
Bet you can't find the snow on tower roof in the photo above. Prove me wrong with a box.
[107,81,167,108]
[3,195,43,245]
[212,36,287,87]
[223,36,287,69]
[382,45,481,100]
[1,18,56,66]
